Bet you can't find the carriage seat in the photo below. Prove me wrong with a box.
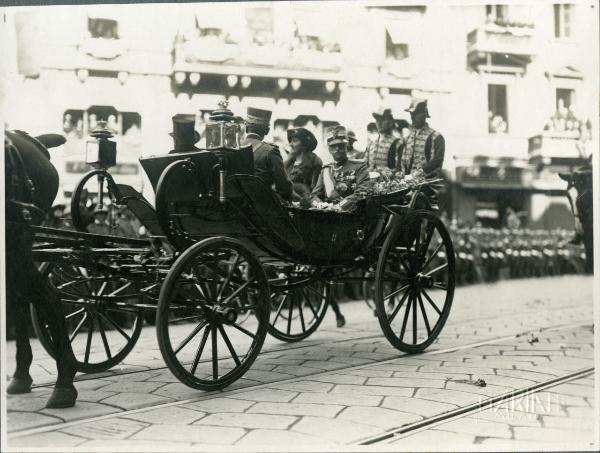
[115,184,165,236]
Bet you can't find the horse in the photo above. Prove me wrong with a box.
[559,160,594,274]
[5,129,78,408]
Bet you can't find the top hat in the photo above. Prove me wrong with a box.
[405,98,430,118]
[245,107,272,127]
[287,127,318,152]
[346,129,357,142]
[372,106,394,121]
[169,114,200,144]
[325,125,348,146]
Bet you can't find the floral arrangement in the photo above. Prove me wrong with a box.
[356,168,427,198]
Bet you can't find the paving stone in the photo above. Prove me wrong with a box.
[445,381,513,397]
[98,380,166,394]
[99,392,174,411]
[534,391,591,407]
[195,412,297,429]
[151,382,215,400]
[6,411,63,432]
[235,428,335,447]
[512,426,594,443]
[228,388,297,402]
[80,439,194,448]
[352,351,399,361]
[473,407,542,427]
[293,391,382,407]
[565,405,595,418]
[337,406,421,429]
[436,417,512,439]
[311,373,367,385]
[270,380,334,393]
[7,396,48,412]
[421,365,496,375]
[382,396,457,417]
[548,382,595,398]
[347,369,394,378]
[462,374,537,389]
[184,397,254,413]
[331,384,413,397]
[8,431,87,448]
[540,414,595,430]
[292,416,382,443]
[61,417,147,440]
[415,388,483,406]
[392,371,471,381]
[494,368,557,382]
[248,401,344,417]
[130,424,245,445]
[300,360,348,371]
[367,376,447,389]
[242,369,296,383]
[390,428,478,447]
[41,401,120,422]
[122,405,206,425]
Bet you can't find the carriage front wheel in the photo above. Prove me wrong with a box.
[157,237,269,390]
[375,210,455,353]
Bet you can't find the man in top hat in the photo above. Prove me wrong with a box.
[242,107,295,201]
[169,114,201,154]
[346,129,366,161]
[365,107,403,174]
[395,98,445,179]
[310,125,369,211]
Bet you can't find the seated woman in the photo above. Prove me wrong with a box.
[284,127,322,198]
[308,125,370,212]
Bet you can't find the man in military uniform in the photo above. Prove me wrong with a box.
[169,114,201,154]
[241,107,295,202]
[395,99,445,178]
[310,125,369,211]
[365,107,402,173]
[346,129,365,161]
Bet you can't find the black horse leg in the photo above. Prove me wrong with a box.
[329,297,346,328]
[24,260,78,408]
[7,289,33,394]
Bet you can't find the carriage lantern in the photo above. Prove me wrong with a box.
[205,100,243,150]
[86,121,117,169]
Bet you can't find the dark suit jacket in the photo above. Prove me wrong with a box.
[242,134,293,201]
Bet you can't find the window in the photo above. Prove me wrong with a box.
[556,88,575,111]
[554,4,573,38]
[385,30,408,60]
[486,4,508,24]
[488,84,508,133]
[88,18,119,39]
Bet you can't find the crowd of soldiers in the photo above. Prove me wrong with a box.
[450,224,588,285]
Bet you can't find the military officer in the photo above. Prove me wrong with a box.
[365,107,402,173]
[346,129,365,161]
[310,125,369,211]
[395,99,445,178]
[241,107,295,202]
[168,114,201,154]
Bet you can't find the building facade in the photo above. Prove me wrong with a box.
[2,2,597,225]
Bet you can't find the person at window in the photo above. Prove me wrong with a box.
[346,129,365,161]
[395,98,445,179]
[310,125,369,211]
[365,107,402,174]
[168,114,201,154]
[284,127,322,198]
[241,107,295,202]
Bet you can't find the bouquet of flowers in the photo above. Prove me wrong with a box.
[356,168,427,199]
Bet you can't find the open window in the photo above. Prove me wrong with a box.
[385,26,409,60]
[88,17,119,39]
[488,84,508,134]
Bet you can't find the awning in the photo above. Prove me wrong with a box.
[545,65,583,79]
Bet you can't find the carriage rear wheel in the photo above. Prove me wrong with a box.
[156,237,269,390]
[266,265,330,342]
[31,262,144,373]
[375,210,455,353]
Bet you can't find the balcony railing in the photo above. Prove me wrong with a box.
[528,132,588,161]
[467,23,535,70]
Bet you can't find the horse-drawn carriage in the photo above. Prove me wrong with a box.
[17,107,456,392]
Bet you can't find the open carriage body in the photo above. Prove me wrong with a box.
[29,127,455,392]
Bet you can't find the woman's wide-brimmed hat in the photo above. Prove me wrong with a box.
[169,114,200,144]
[287,127,318,152]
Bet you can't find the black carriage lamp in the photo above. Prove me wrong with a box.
[205,99,243,151]
[86,120,117,170]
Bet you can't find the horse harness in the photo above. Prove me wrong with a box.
[5,133,47,224]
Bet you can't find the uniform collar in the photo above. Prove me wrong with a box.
[411,122,430,132]
[246,132,262,140]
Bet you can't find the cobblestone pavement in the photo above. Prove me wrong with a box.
[4,275,596,451]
